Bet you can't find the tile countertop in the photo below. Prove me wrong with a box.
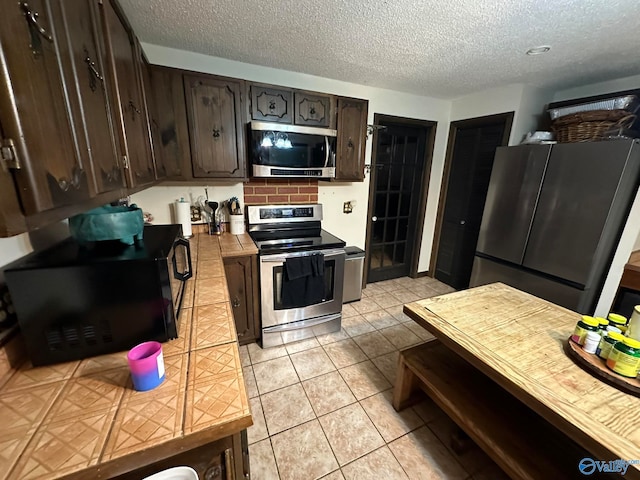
[0,232,256,480]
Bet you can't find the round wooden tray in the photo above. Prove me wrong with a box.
[565,338,640,397]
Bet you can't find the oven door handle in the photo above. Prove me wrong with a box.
[260,248,345,263]
[263,313,342,333]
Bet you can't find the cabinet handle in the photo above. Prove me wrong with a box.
[224,448,235,480]
[21,3,53,43]
[268,100,276,110]
[309,106,316,115]
[232,298,240,308]
[128,101,141,114]
[57,166,84,191]
[347,138,354,149]
[84,51,103,91]
[212,128,221,138]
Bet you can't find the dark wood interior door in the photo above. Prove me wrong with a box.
[367,120,429,283]
[435,118,510,289]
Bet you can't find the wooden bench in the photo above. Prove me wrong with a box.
[393,340,617,480]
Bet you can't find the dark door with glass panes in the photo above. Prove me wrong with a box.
[366,119,430,283]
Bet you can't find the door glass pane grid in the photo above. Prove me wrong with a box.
[369,123,428,281]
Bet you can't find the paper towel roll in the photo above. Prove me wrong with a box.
[175,199,192,237]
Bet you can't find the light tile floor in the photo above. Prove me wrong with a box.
[243,276,511,480]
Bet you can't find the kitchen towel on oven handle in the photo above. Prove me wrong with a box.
[282,253,325,308]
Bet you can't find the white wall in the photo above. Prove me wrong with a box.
[141,44,451,272]
[0,234,33,270]
[552,73,640,102]
[450,84,555,145]
[130,183,244,225]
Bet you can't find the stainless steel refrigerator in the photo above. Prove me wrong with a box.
[469,139,640,313]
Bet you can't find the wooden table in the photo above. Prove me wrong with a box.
[394,283,640,480]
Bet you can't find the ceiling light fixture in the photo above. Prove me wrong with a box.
[526,46,551,56]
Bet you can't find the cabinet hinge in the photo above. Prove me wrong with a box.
[122,155,130,169]
[1,138,21,171]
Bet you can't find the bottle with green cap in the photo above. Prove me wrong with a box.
[606,336,640,378]
[571,316,600,345]
[596,317,609,334]
[596,331,625,360]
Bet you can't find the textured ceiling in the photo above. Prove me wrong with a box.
[119,0,640,99]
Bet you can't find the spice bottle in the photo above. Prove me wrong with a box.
[596,331,625,360]
[583,331,601,354]
[571,316,600,345]
[596,317,609,334]
[606,336,640,378]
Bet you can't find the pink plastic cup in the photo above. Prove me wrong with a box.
[127,341,165,391]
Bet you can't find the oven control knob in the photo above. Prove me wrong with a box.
[372,216,377,222]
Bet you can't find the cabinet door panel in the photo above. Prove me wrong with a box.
[250,84,292,123]
[0,0,90,213]
[223,256,258,344]
[138,52,162,180]
[336,97,368,181]
[55,0,122,195]
[294,92,333,128]
[148,66,190,179]
[185,75,245,178]
[100,0,154,189]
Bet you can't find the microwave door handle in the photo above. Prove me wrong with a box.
[324,136,330,167]
[172,238,193,281]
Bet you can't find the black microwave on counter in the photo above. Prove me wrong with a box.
[4,224,192,366]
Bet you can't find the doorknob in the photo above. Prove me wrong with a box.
[460,220,466,225]
[372,216,377,222]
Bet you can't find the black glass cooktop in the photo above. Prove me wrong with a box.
[251,229,345,254]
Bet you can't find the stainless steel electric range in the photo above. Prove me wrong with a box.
[247,204,346,348]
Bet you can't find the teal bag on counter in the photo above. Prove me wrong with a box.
[69,204,144,245]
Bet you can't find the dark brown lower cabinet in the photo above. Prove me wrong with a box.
[223,255,260,345]
[111,431,249,480]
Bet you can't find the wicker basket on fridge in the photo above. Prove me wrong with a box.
[551,110,636,143]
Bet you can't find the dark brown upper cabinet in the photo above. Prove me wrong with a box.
[137,50,164,181]
[99,0,155,190]
[0,0,92,214]
[53,0,123,196]
[335,97,368,181]
[294,92,335,128]
[147,66,191,179]
[184,74,246,179]
[249,84,293,124]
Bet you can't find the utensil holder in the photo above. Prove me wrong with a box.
[230,214,245,235]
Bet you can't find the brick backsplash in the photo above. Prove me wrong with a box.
[244,179,319,205]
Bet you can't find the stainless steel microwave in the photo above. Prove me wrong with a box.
[250,121,337,178]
